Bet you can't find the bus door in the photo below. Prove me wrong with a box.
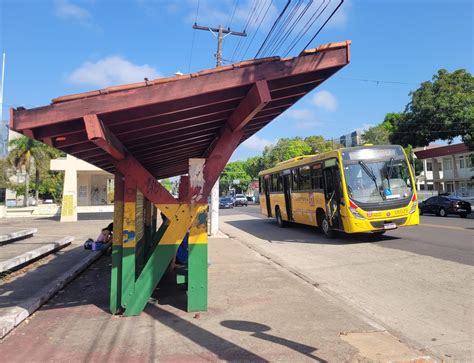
[323,160,342,229]
[282,171,293,221]
[264,176,272,217]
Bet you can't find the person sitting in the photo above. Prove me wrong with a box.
[84,222,113,250]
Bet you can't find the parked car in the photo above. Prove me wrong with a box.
[233,194,248,206]
[419,196,471,218]
[219,197,234,209]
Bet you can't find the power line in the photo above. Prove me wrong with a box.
[187,0,201,73]
[255,0,291,58]
[226,0,239,29]
[239,0,274,61]
[283,0,330,57]
[267,0,313,56]
[301,0,344,51]
[231,0,257,61]
[337,76,419,86]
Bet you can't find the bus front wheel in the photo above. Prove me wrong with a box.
[318,212,335,239]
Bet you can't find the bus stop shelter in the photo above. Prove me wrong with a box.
[9,41,350,316]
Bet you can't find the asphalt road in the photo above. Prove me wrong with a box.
[219,204,474,361]
[221,204,474,266]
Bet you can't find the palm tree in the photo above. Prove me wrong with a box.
[8,136,61,206]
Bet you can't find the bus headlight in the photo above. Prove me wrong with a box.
[350,208,366,220]
[409,201,418,214]
[349,199,365,220]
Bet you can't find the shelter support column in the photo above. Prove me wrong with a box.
[187,159,209,311]
[121,178,137,309]
[110,171,124,314]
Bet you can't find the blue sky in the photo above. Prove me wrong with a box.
[1,0,472,161]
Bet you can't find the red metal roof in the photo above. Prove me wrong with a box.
[414,143,469,159]
[10,41,351,179]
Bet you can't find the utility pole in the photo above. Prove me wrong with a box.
[192,23,246,236]
[192,23,247,67]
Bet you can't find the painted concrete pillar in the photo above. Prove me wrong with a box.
[60,160,78,222]
[432,157,441,192]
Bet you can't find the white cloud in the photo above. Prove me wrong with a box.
[242,134,275,152]
[66,56,161,88]
[312,91,337,112]
[285,108,321,130]
[54,0,90,20]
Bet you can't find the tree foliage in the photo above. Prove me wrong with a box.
[390,69,474,149]
[220,135,340,194]
[262,138,312,168]
[362,125,391,145]
[7,136,64,205]
[220,161,252,194]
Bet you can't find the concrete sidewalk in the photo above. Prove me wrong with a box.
[0,231,433,362]
[0,218,112,338]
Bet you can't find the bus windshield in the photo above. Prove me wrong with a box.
[343,158,413,204]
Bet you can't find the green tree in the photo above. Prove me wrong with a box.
[8,136,63,206]
[304,135,340,154]
[0,158,10,190]
[244,156,265,179]
[390,69,474,149]
[160,178,172,192]
[362,125,391,145]
[220,161,251,194]
[263,137,312,168]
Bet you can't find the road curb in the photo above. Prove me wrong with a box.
[0,228,38,245]
[0,236,73,273]
[0,243,109,339]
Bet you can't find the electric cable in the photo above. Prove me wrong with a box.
[187,0,201,73]
[301,0,343,51]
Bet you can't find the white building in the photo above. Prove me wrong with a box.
[414,143,473,198]
[50,155,114,222]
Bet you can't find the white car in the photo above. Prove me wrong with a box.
[233,194,248,206]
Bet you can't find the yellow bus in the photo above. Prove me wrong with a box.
[258,145,419,238]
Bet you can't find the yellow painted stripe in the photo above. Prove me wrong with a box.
[123,201,137,247]
[112,201,124,246]
[419,223,469,232]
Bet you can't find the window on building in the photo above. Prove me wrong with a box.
[443,158,453,171]
[426,162,433,171]
[445,182,454,193]
[427,184,434,191]
[459,156,465,169]
[419,184,425,190]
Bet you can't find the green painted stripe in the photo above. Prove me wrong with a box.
[121,247,136,308]
[123,244,178,316]
[187,243,208,312]
[109,245,122,314]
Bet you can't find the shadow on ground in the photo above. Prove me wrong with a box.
[225,218,398,245]
[221,320,326,362]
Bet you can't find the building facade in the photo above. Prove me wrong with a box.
[414,143,473,198]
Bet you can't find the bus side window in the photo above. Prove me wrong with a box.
[259,177,263,193]
[311,164,323,190]
[292,169,299,191]
[271,174,278,192]
[299,166,311,190]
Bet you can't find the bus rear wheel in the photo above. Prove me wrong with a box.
[318,211,335,239]
[275,207,287,228]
